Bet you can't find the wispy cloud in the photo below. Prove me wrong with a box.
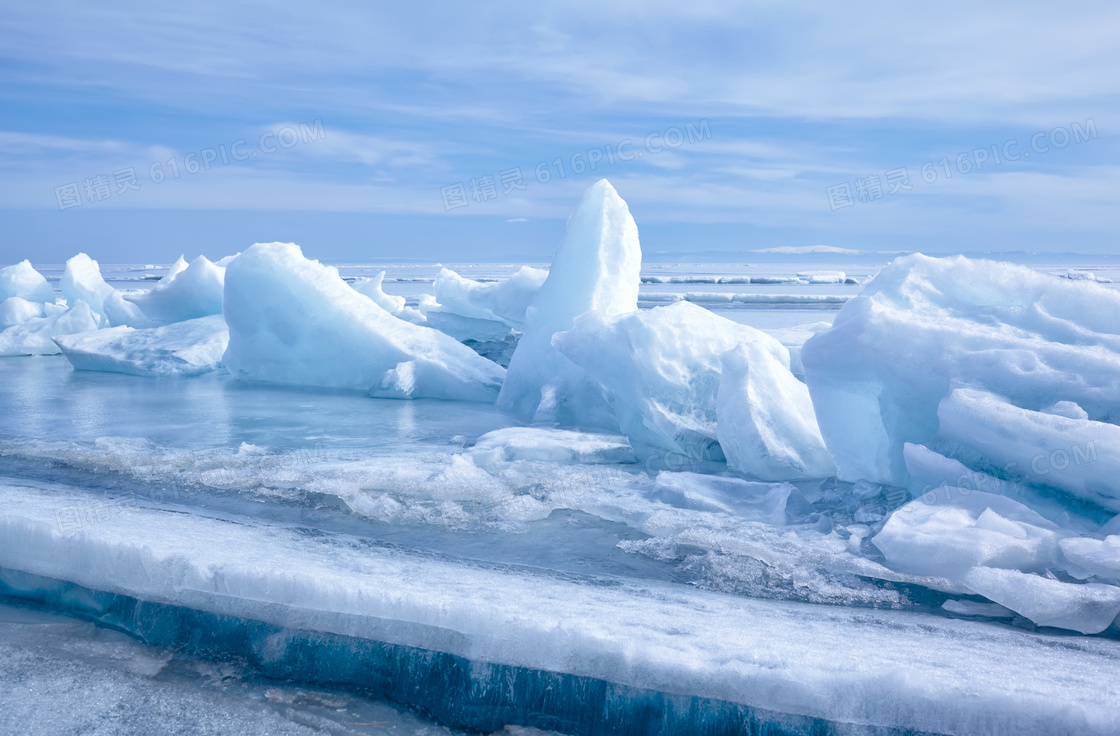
[5,2,1118,122]
[0,131,129,156]
[273,125,440,170]
[1,1,1117,258]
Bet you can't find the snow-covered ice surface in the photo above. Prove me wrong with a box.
[5,245,1120,734]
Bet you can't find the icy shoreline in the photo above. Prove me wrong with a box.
[0,573,875,736]
[5,180,1120,733]
[2,479,1119,735]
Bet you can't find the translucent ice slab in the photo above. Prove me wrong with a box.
[2,480,1120,735]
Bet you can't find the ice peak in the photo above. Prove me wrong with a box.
[497,179,642,422]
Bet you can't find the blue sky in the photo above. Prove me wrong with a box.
[1,1,1118,263]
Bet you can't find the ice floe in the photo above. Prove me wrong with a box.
[802,253,1120,487]
[498,180,641,425]
[124,255,224,325]
[53,314,228,377]
[0,260,55,305]
[222,242,505,401]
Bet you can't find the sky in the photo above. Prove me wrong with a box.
[1,1,1118,263]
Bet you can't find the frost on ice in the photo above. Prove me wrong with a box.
[498,179,641,426]
[221,242,505,401]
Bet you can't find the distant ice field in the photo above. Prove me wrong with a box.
[29,258,1118,332]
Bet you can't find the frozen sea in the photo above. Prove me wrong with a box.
[3,257,1120,735]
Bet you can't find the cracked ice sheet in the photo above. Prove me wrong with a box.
[0,435,941,606]
[1,481,1120,735]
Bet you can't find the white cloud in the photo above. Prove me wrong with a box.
[1,2,1117,255]
[267,124,440,169]
[0,131,129,156]
[3,2,1118,124]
